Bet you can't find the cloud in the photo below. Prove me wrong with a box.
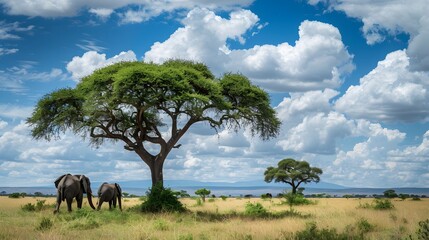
[89,8,114,21]
[335,50,429,122]
[275,89,354,154]
[76,40,107,52]
[144,8,354,92]
[0,21,34,40]
[0,0,254,22]
[327,122,429,188]
[66,50,137,81]
[0,119,7,129]
[0,47,18,56]
[308,0,429,71]
[0,105,34,119]
[0,62,67,93]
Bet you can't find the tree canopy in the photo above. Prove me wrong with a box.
[264,158,322,194]
[27,60,281,187]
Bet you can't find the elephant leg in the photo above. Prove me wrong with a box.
[113,197,117,208]
[76,194,83,209]
[54,193,61,214]
[108,200,112,210]
[66,198,73,212]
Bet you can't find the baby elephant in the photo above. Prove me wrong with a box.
[97,182,122,211]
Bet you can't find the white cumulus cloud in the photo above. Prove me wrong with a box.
[308,0,429,71]
[66,50,137,81]
[144,8,354,92]
[335,50,429,122]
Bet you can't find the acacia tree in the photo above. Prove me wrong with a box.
[264,158,322,194]
[27,60,280,188]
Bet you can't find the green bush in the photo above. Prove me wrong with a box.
[141,183,186,213]
[356,218,374,234]
[294,222,364,240]
[244,202,268,217]
[8,192,22,198]
[220,195,228,201]
[21,203,36,212]
[373,199,394,210]
[416,219,429,240]
[153,219,169,231]
[36,217,53,231]
[21,200,48,212]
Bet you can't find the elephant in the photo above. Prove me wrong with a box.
[53,174,96,213]
[97,182,122,211]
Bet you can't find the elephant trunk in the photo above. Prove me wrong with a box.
[87,192,96,210]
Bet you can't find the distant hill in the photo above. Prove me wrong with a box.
[113,179,347,190]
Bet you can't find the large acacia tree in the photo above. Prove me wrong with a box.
[264,158,322,194]
[27,60,281,187]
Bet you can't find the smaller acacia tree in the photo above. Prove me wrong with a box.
[195,188,211,202]
[264,158,322,194]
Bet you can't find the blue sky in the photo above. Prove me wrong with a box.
[1,0,428,188]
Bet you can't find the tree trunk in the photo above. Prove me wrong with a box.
[150,155,165,188]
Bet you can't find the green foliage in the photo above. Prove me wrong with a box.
[173,190,190,198]
[358,199,394,210]
[21,203,36,212]
[8,192,23,198]
[373,199,394,210]
[220,195,228,201]
[399,193,410,200]
[293,222,365,240]
[416,219,429,240]
[282,192,312,210]
[153,219,169,231]
[264,158,322,194]
[22,199,47,212]
[383,189,398,198]
[195,188,211,202]
[141,184,186,213]
[36,217,53,231]
[356,218,374,234]
[244,202,268,217]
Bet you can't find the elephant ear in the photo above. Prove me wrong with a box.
[97,182,108,197]
[115,183,122,196]
[79,175,91,194]
[54,174,67,188]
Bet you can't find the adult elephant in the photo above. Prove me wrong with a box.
[97,182,122,211]
[54,174,96,213]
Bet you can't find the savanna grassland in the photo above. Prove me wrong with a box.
[0,196,428,240]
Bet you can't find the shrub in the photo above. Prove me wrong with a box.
[373,199,394,210]
[8,192,22,198]
[153,219,169,231]
[416,219,429,240]
[294,222,364,240]
[141,183,186,213]
[244,202,268,217]
[21,203,36,212]
[36,217,53,231]
[356,218,374,234]
[220,195,228,201]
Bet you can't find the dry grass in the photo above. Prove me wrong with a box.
[0,196,427,239]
